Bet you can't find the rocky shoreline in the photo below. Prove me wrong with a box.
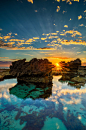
[0,69,16,81]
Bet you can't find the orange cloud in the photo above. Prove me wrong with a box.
[33,37,39,39]
[27,0,33,4]
[9,39,25,42]
[61,39,86,45]
[56,6,60,12]
[78,15,82,20]
[4,36,11,39]
[79,24,84,26]
[41,37,47,40]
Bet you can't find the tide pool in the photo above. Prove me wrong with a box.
[0,76,86,130]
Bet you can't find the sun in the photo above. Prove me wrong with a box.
[55,63,60,67]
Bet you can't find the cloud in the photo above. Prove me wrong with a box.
[23,54,33,56]
[57,88,86,97]
[0,40,55,50]
[60,98,81,105]
[0,57,9,59]
[56,0,60,2]
[9,39,25,42]
[78,15,82,20]
[27,0,33,4]
[37,47,56,50]
[56,6,60,12]
[62,10,67,14]
[3,36,11,40]
[83,51,86,53]
[84,10,86,13]
[14,33,17,35]
[0,28,2,31]
[77,52,81,54]
[44,56,69,59]
[64,25,68,28]
[79,24,84,26]
[60,39,86,45]
[33,37,39,39]
[35,10,38,12]
[0,61,12,67]
[41,37,47,40]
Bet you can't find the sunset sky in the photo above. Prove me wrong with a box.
[0,0,86,68]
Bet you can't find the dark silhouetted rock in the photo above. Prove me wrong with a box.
[10,58,53,83]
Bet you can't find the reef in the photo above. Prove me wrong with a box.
[10,58,53,83]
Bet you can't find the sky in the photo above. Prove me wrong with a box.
[0,0,86,68]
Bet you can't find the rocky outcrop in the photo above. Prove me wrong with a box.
[0,69,15,81]
[10,58,53,83]
[59,58,81,81]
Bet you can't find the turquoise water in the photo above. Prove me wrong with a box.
[0,76,86,130]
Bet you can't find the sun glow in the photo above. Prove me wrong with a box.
[55,63,60,67]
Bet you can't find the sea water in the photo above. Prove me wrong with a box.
[0,76,86,130]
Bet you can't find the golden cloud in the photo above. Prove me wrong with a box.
[56,0,60,2]
[0,28,2,31]
[79,24,84,26]
[41,37,47,40]
[56,6,60,12]
[9,39,25,42]
[61,39,86,45]
[51,33,57,35]
[27,0,33,4]
[78,15,82,20]
[33,37,39,39]
[0,36,3,39]
[4,36,11,40]
[15,33,17,35]
[64,25,68,28]
[84,10,86,13]
[7,42,15,45]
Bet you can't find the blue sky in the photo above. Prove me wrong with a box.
[0,0,86,67]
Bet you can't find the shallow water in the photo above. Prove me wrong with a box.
[0,76,86,130]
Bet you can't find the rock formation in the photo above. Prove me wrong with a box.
[59,58,86,88]
[0,69,15,81]
[10,58,53,83]
[59,58,81,81]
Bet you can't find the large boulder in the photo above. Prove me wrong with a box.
[10,58,53,83]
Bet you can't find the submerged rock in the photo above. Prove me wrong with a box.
[10,58,53,83]
[9,82,52,99]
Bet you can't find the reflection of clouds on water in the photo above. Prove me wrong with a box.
[0,79,17,92]
[46,76,86,126]
[0,77,86,129]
